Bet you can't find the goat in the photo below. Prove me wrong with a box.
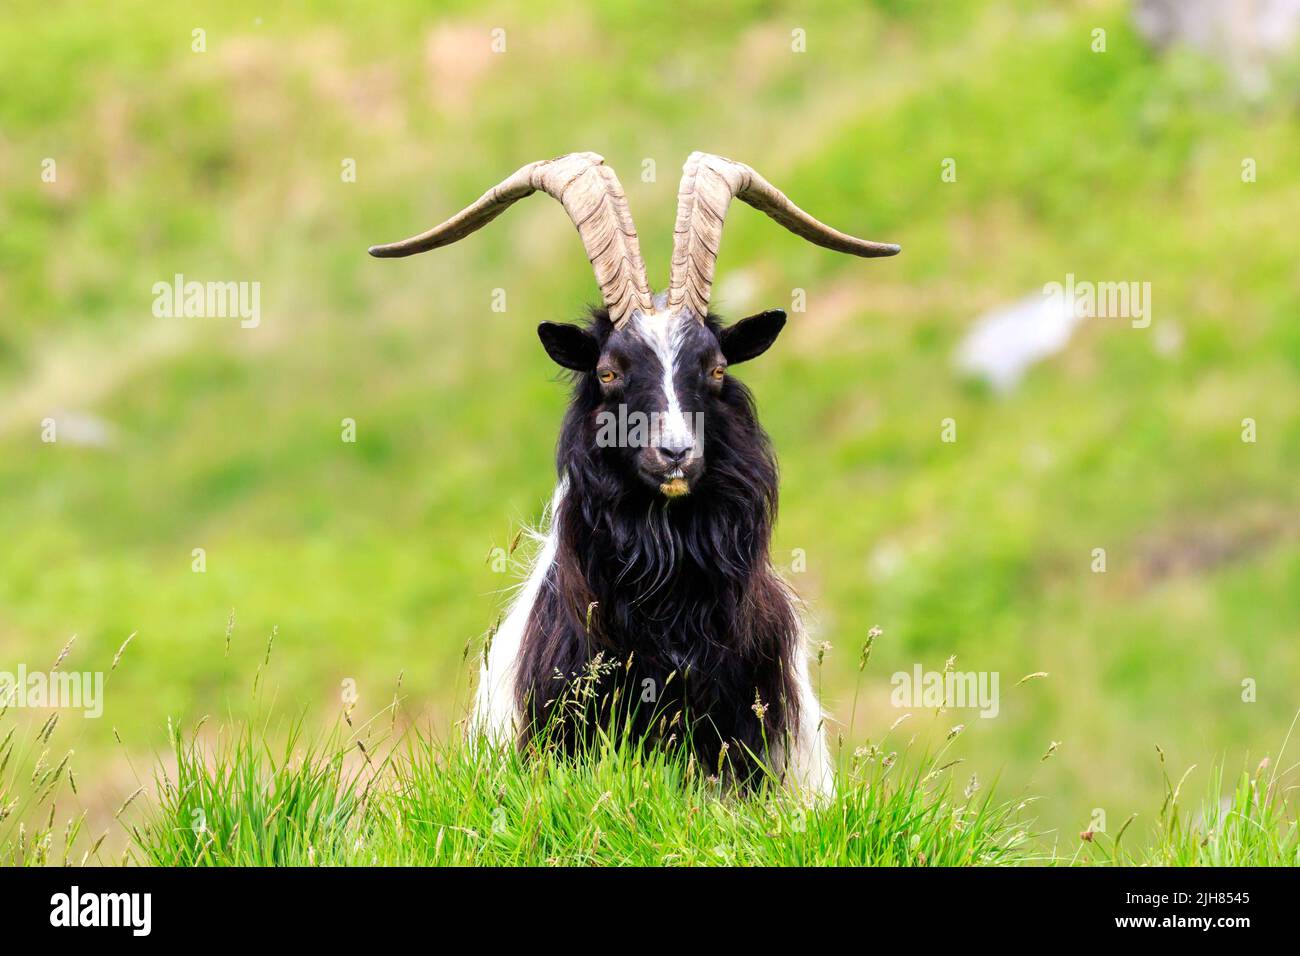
[370,152,899,795]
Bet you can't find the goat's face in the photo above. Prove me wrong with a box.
[538,308,787,499]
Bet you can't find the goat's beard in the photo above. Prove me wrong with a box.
[648,456,699,498]
[659,476,690,498]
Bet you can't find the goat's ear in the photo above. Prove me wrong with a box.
[537,322,599,372]
[719,309,787,364]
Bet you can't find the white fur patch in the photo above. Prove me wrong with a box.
[633,311,694,451]
[783,619,836,799]
[471,482,565,743]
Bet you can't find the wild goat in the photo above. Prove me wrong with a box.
[370,152,899,795]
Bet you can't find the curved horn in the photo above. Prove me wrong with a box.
[667,152,900,321]
[369,152,654,327]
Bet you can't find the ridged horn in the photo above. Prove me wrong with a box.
[667,151,900,321]
[369,152,655,327]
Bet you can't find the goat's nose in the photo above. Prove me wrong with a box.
[657,441,692,464]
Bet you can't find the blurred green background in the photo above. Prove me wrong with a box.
[1,0,1297,845]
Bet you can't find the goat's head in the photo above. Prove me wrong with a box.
[369,151,899,499]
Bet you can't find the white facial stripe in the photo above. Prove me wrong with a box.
[634,312,694,451]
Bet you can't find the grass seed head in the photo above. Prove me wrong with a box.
[111,631,137,671]
[52,635,76,670]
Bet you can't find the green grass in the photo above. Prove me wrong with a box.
[1138,757,1300,867]
[135,716,1030,867]
[141,722,1300,867]
[2,642,1296,866]
[0,0,1298,851]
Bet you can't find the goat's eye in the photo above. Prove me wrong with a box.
[597,369,617,385]
[711,365,726,381]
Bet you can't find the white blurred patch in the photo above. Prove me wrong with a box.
[1153,319,1183,357]
[51,412,116,448]
[1135,0,1300,95]
[954,293,1084,394]
[713,269,759,314]
[869,540,906,582]
[1022,441,1055,473]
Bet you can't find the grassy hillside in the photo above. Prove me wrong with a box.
[1,0,1297,858]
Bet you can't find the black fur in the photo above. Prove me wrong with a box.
[516,307,801,783]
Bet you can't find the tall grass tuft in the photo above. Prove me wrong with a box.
[134,713,383,867]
